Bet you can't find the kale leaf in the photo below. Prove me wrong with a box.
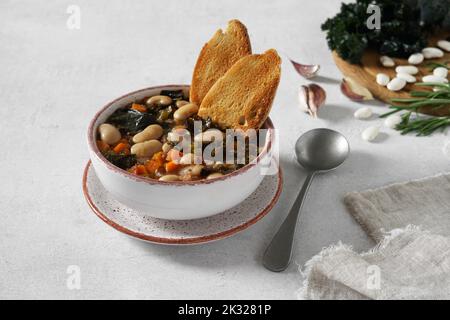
[106,108,156,135]
[104,153,137,170]
[322,0,450,64]
[160,90,185,100]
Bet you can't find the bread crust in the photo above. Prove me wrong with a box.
[198,49,281,130]
[190,20,252,106]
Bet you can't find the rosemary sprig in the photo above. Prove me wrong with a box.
[426,61,450,71]
[379,82,450,136]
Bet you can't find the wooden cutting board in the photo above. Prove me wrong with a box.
[332,36,450,116]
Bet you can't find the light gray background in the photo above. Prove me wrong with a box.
[1,0,449,299]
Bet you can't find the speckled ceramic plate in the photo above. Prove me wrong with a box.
[82,161,282,245]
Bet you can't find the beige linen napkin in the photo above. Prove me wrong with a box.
[298,173,450,300]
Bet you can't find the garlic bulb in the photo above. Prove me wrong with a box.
[298,84,326,118]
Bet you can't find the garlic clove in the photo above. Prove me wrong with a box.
[341,77,374,101]
[298,84,326,118]
[290,59,320,79]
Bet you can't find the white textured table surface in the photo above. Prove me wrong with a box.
[1,0,449,299]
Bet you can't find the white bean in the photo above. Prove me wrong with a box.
[433,67,448,78]
[194,129,224,143]
[380,55,395,67]
[437,40,450,52]
[173,103,199,121]
[98,123,121,145]
[167,127,189,142]
[146,95,172,107]
[422,75,448,83]
[422,47,444,59]
[376,73,390,86]
[132,124,163,143]
[384,114,402,129]
[396,72,416,83]
[387,77,406,91]
[408,53,424,65]
[162,142,172,153]
[361,126,380,142]
[395,66,418,75]
[159,175,180,182]
[206,173,224,180]
[130,140,162,158]
[179,165,204,177]
[175,100,189,108]
[353,107,373,119]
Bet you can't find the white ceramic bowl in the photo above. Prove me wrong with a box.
[87,85,275,220]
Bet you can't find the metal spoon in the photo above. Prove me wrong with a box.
[263,128,350,272]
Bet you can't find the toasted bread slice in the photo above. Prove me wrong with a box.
[198,49,281,129]
[190,20,252,106]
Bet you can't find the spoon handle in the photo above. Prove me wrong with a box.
[263,172,315,272]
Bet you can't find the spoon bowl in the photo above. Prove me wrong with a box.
[263,128,349,272]
[295,128,350,172]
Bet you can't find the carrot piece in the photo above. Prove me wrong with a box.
[113,142,129,154]
[145,152,165,173]
[131,103,147,112]
[96,140,110,152]
[165,161,180,173]
[133,165,148,176]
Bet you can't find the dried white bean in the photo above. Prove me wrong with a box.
[408,53,424,65]
[422,75,448,83]
[380,56,395,67]
[130,140,162,158]
[433,67,448,78]
[396,72,416,83]
[98,123,121,145]
[384,114,402,129]
[387,77,407,91]
[353,107,373,119]
[132,124,163,143]
[361,126,380,142]
[422,47,444,59]
[173,103,199,121]
[159,175,180,182]
[376,73,390,86]
[395,65,418,75]
[437,40,450,52]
